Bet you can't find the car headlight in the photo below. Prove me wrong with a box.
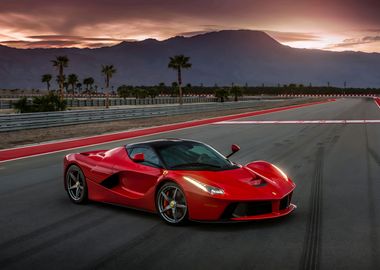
[183,176,225,195]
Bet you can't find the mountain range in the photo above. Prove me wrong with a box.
[1,30,380,89]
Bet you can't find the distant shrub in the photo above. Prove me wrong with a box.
[13,97,32,113]
[13,93,67,113]
[230,86,243,101]
[132,88,148,99]
[214,88,229,102]
[117,85,129,99]
[147,88,159,99]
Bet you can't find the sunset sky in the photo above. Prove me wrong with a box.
[0,0,379,52]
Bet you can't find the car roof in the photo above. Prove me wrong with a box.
[126,138,201,149]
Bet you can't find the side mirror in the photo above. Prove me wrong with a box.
[132,153,145,162]
[226,144,240,158]
[231,144,240,153]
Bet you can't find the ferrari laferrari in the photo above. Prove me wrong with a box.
[64,139,296,224]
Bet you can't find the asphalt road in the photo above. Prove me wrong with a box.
[0,98,379,270]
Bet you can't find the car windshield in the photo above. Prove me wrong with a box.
[154,141,238,171]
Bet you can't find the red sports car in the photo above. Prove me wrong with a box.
[64,139,296,224]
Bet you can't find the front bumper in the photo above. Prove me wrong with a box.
[187,190,296,221]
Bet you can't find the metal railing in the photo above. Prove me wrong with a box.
[0,96,219,109]
[0,96,276,109]
[0,99,287,132]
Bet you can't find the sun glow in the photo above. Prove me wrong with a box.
[281,35,344,50]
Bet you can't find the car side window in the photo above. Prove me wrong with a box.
[129,147,162,168]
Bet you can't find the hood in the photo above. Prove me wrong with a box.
[169,162,295,201]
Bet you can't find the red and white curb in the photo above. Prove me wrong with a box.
[374,97,380,109]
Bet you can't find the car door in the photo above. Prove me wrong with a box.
[117,146,163,197]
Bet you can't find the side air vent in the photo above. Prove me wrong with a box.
[100,174,119,189]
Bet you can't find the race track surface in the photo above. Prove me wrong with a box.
[0,98,379,270]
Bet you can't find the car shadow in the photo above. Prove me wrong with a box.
[188,214,297,232]
[85,201,159,221]
[66,198,298,231]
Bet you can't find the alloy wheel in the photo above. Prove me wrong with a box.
[66,165,87,203]
[157,184,188,224]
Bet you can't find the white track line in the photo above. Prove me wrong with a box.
[214,120,380,124]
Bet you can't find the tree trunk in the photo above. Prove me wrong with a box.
[59,66,64,100]
[72,84,75,101]
[105,77,109,109]
[178,68,183,105]
[86,84,90,100]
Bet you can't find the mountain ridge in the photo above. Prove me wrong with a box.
[0,30,379,89]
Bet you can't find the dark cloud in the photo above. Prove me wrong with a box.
[0,40,82,48]
[26,35,131,42]
[1,0,380,32]
[327,35,380,49]
[362,36,380,42]
[0,35,137,48]
[363,28,380,33]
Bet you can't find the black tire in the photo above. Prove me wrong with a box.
[156,182,188,225]
[65,165,88,204]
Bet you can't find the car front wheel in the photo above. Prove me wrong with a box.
[157,182,188,225]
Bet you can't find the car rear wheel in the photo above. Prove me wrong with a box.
[157,183,188,225]
[66,165,88,204]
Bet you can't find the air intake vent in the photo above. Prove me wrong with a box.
[100,174,119,189]
[221,201,273,219]
[279,192,292,210]
[245,177,267,187]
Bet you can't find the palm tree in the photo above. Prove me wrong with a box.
[101,65,117,108]
[168,55,192,105]
[51,56,69,99]
[76,83,82,93]
[41,74,52,92]
[56,74,66,92]
[67,73,79,95]
[83,77,95,98]
[63,82,69,92]
[83,77,95,92]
